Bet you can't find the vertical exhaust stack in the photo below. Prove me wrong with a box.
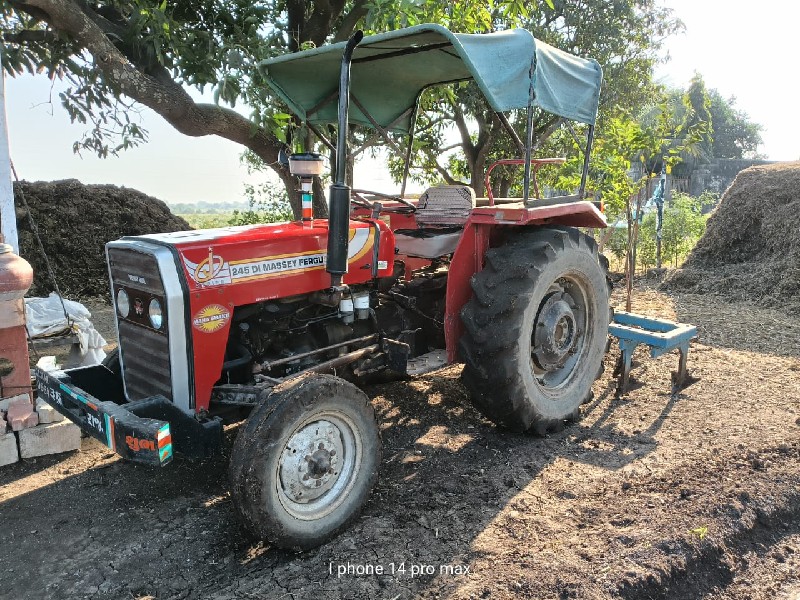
[326,30,364,289]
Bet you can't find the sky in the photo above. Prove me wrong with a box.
[3,0,799,207]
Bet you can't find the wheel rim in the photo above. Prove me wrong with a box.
[530,273,592,390]
[276,411,362,521]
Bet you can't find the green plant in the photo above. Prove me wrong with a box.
[604,191,713,273]
[178,213,234,229]
[658,192,713,267]
[688,525,709,541]
[228,182,294,226]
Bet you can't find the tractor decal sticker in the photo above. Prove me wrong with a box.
[192,304,232,334]
[347,227,372,261]
[183,249,232,286]
[158,424,173,463]
[228,250,327,283]
[181,228,374,287]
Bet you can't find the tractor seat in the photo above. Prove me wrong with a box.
[394,185,475,259]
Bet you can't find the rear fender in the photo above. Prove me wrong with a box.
[444,201,607,362]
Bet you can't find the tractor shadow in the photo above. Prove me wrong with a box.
[0,353,686,600]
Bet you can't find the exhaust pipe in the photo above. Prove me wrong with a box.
[326,30,364,288]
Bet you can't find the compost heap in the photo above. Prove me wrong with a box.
[14,179,191,300]
[662,162,800,309]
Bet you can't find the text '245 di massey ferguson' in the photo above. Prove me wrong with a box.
[36,25,610,550]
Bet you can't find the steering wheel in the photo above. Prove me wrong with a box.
[351,189,417,214]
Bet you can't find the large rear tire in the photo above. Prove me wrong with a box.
[229,373,381,550]
[459,227,609,433]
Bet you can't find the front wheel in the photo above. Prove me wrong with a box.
[102,347,121,378]
[459,227,610,433]
[229,374,381,550]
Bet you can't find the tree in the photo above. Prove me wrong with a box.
[2,1,545,216]
[389,0,682,196]
[708,89,764,159]
[682,73,713,164]
[3,1,381,217]
[644,76,763,167]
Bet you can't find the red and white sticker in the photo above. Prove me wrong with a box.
[192,304,231,334]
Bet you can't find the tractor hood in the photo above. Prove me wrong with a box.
[120,220,394,297]
[259,24,603,132]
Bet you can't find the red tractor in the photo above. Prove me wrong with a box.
[36,25,608,550]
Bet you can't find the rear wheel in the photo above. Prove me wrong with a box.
[229,374,381,550]
[459,227,609,433]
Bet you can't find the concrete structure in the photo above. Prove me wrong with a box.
[0,431,18,466]
[18,419,81,459]
[35,397,64,424]
[688,159,776,196]
[0,392,30,412]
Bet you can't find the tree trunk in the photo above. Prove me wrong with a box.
[499,177,512,198]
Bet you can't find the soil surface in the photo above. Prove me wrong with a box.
[15,179,191,300]
[2,282,800,600]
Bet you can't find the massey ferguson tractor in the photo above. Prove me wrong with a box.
[36,25,609,550]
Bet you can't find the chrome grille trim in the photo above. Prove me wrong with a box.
[106,240,193,413]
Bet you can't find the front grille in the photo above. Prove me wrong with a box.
[108,248,173,402]
[117,320,172,401]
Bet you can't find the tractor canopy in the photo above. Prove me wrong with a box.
[259,24,603,133]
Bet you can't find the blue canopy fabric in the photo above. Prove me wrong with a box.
[260,24,603,133]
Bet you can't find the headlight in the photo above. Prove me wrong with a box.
[149,298,163,330]
[116,289,130,318]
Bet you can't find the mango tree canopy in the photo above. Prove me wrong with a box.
[259,24,603,134]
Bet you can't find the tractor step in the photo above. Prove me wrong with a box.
[407,349,448,377]
[608,311,698,394]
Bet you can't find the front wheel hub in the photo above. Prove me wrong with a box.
[280,420,345,504]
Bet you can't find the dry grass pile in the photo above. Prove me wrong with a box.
[663,162,800,309]
[14,179,191,300]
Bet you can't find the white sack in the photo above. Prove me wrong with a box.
[25,293,107,366]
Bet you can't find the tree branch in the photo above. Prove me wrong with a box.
[304,0,334,46]
[3,29,59,45]
[333,0,369,42]
[17,0,300,209]
[451,100,475,166]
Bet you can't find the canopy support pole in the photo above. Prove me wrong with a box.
[400,104,419,199]
[522,57,537,204]
[307,123,336,153]
[351,107,413,156]
[579,124,594,199]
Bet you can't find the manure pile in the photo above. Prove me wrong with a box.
[14,180,191,300]
[663,162,800,309]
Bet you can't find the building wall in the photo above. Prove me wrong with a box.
[688,159,775,196]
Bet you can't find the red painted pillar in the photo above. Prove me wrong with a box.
[0,243,33,402]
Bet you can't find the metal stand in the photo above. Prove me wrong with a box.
[609,311,698,394]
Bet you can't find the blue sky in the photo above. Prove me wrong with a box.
[4,0,798,206]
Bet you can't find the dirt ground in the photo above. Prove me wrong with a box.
[2,281,799,600]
